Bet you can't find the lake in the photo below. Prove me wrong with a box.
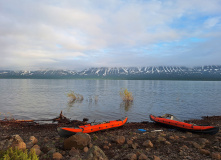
[0,79,221,122]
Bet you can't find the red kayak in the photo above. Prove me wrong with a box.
[58,117,128,137]
[150,114,219,135]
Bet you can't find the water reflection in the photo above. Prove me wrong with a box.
[67,101,84,108]
[120,101,134,112]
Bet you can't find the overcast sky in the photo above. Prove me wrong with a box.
[0,0,221,70]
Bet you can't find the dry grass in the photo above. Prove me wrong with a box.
[67,91,84,104]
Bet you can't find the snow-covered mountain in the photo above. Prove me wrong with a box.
[1,65,221,80]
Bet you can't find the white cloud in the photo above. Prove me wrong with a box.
[204,17,220,28]
[0,0,221,70]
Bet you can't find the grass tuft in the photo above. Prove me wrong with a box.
[0,147,39,160]
[67,91,84,104]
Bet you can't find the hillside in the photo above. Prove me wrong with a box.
[0,65,221,80]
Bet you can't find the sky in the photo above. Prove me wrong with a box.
[0,0,221,71]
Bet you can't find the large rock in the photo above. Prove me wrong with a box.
[84,145,108,160]
[31,145,42,156]
[64,133,91,150]
[27,136,38,149]
[0,135,26,151]
[29,136,38,144]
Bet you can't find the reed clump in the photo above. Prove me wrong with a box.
[120,88,134,102]
[67,91,84,103]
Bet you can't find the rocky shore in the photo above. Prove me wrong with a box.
[0,116,221,160]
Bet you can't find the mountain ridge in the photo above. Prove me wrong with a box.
[1,65,221,80]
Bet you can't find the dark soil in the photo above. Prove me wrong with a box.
[0,115,221,160]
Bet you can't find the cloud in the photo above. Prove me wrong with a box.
[204,17,220,28]
[0,0,221,70]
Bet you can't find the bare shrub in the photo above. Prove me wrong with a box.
[119,88,134,102]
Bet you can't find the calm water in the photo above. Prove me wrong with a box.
[0,79,221,122]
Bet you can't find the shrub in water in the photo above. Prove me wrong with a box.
[119,88,134,102]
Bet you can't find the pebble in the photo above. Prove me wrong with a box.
[211,152,221,160]
[199,149,210,156]
[53,152,63,160]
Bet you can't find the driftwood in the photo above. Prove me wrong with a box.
[0,119,34,123]
[0,111,87,125]
[52,111,71,123]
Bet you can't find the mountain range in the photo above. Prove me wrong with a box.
[0,65,221,80]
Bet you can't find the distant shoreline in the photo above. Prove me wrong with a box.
[0,77,221,81]
[1,65,221,80]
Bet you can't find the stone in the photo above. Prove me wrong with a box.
[29,136,38,145]
[31,148,42,156]
[181,136,187,139]
[192,142,202,149]
[124,153,137,160]
[64,133,91,150]
[30,144,42,156]
[153,155,161,160]
[41,143,56,154]
[16,141,26,151]
[160,133,166,137]
[53,152,63,160]
[132,143,138,149]
[69,155,82,160]
[47,148,56,155]
[179,150,185,156]
[115,136,126,145]
[211,152,221,160]
[157,136,166,142]
[32,144,40,150]
[174,135,179,139]
[103,145,109,149]
[199,149,210,156]
[127,139,133,145]
[44,137,50,143]
[84,145,108,160]
[199,138,209,145]
[169,136,175,140]
[143,140,153,148]
[165,141,171,145]
[12,135,23,143]
[69,147,80,156]
[84,147,89,152]
[2,135,26,151]
[88,143,93,148]
[180,145,189,150]
[138,153,148,160]
[31,145,41,156]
